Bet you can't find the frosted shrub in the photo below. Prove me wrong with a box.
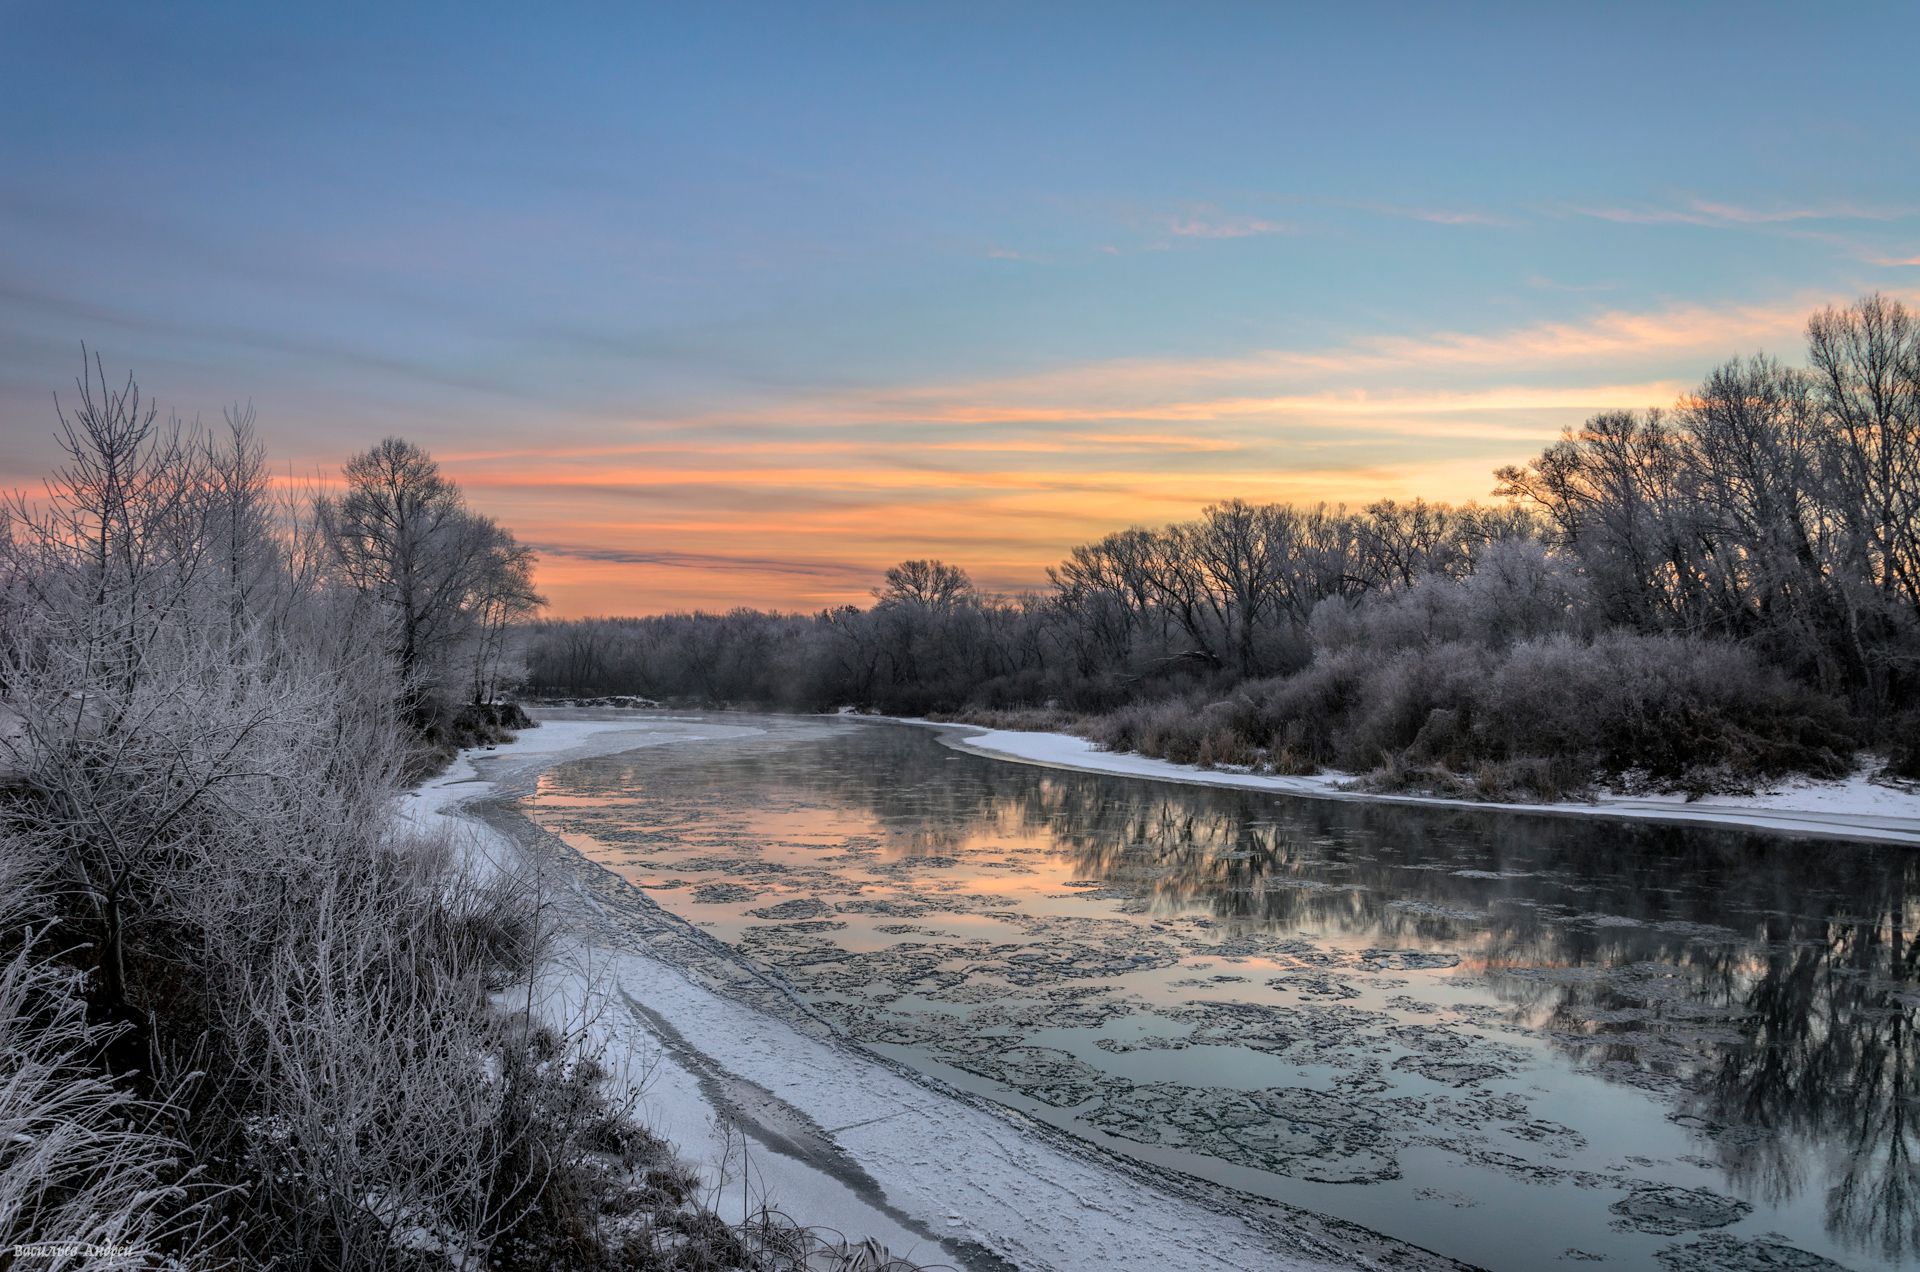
[1331,642,1495,772]
[1083,629,1853,798]
[1454,538,1588,648]
[1479,632,1855,790]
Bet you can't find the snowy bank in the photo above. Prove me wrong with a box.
[403,710,1424,1272]
[925,723,1920,847]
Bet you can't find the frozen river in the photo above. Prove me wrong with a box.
[522,714,1911,1271]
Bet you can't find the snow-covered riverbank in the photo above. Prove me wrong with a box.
[925,723,1920,847]
[403,710,1437,1272]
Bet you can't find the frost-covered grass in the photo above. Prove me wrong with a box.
[0,859,201,1265]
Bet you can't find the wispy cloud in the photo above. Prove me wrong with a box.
[1779,229,1920,268]
[1526,274,1617,293]
[923,431,1244,453]
[0,280,544,404]
[1565,197,1920,227]
[1691,199,1919,224]
[822,382,1688,429]
[530,542,878,582]
[841,293,1850,416]
[1118,195,1506,252]
[1352,201,1513,227]
[1166,213,1293,239]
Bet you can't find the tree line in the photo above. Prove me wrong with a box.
[527,294,1920,797]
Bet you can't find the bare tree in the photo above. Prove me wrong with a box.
[320,439,543,711]
[873,558,973,610]
[319,438,471,689]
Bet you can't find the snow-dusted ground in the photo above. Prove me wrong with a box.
[932,724,1920,847]
[403,712,1419,1272]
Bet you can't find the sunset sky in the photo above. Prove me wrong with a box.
[4,3,1919,616]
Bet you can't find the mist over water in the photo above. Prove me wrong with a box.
[526,717,1916,1270]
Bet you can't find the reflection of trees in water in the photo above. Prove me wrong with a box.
[553,720,1920,1259]
[1674,901,1920,1264]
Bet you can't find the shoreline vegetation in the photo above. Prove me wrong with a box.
[523,294,1920,808]
[0,367,925,1268]
[912,719,1920,848]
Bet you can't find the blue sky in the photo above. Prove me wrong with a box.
[3,2,1917,613]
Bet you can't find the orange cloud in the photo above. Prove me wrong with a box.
[459,426,1548,616]
[824,296,1842,420]
[435,292,1890,615]
[821,381,1689,427]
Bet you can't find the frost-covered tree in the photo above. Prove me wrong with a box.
[319,438,542,709]
[874,558,973,610]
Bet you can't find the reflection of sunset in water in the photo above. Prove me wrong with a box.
[523,716,1920,1270]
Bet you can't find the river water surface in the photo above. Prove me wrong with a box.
[522,716,1918,1271]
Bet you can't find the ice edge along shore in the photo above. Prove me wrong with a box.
[912,719,1920,848]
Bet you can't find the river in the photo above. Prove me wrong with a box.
[520,714,1911,1271]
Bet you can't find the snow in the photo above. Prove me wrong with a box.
[930,723,1920,847]
[405,711,1380,1272]
[404,716,676,822]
